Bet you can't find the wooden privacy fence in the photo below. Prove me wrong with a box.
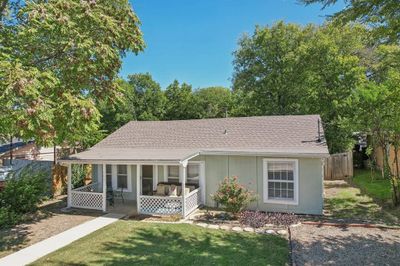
[324,151,353,180]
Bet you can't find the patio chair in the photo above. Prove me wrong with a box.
[106,187,114,207]
[114,187,125,204]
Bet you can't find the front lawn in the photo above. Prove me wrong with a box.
[31,221,288,266]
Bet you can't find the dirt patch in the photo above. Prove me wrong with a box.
[0,196,102,258]
[291,224,400,265]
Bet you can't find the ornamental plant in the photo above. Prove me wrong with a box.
[211,176,256,215]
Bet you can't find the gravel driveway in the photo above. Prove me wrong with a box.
[291,224,400,266]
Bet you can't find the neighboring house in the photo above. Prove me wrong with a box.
[60,115,329,217]
[0,139,57,164]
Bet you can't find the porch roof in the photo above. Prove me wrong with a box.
[64,148,198,163]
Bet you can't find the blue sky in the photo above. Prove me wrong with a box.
[122,0,345,89]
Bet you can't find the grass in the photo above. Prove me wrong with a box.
[324,169,400,225]
[31,221,288,266]
[352,169,392,202]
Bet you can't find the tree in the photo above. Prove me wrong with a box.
[164,80,198,120]
[97,79,134,134]
[193,86,232,118]
[233,22,311,116]
[232,22,368,153]
[127,73,166,121]
[0,0,144,147]
[301,0,400,43]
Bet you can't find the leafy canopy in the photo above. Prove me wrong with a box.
[301,0,400,43]
[0,0,144,146]
[232,21,368,153]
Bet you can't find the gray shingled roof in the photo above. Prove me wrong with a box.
[67,115,329,162]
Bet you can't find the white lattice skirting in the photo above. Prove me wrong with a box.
[139,196,183,215]
[184,189,200,215]
[71,183,103,210]
[139,188,201,216]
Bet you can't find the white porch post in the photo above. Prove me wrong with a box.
[153,165,158,191]
[102,164,107,212]
[136,164,141,213]
[181,161,187,217]
[67,163,72,208]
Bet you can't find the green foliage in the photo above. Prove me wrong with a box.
[0,0,144,146]
[211,176,256,214]
[71,164,87,189]
[164,80,198,120]
[193,87,232,118]
[232,21,368,153]
[0,168,48,228]
[301,0,400,43]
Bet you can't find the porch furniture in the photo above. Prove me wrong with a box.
[114,187,125,203]
[106,187,114,207]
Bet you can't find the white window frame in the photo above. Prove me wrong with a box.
[108,164,132,192]
[167,165,180,182]
[263,158,299,205]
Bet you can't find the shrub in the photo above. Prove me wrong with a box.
[265,212,299,227]
[239,210,266,228]
[0,168,48,228]
[211,176,256,215]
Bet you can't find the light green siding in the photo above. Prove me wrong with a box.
[201,155,324,215]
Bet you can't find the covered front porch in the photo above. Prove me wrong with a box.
[64,160,205,218]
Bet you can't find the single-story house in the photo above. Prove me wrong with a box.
[60,115,329,217]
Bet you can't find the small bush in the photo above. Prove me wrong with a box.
[265,212,299,227]
[239,210,266,228]
[0,168,47,228]
[211,176,256,215]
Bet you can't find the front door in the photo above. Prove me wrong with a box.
[141,165,153,195]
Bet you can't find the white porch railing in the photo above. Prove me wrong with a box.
[138,188,201,217]
[184,188,201,215]
[70,182,104,210]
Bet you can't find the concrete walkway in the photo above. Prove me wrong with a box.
[0,213,124,266]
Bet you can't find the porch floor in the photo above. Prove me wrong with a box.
[106,199,137,217]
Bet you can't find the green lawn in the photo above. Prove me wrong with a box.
[324,169,400,225]
[31,221,288,266]
[352,169,392,202]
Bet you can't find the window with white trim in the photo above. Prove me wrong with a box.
[187,164,199,185]
[106,165,112,187]
[263,159,298,204]
[168,165,179,183]
[117,165,128,189]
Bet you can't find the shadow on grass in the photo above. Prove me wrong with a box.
[36,224,288,266]
[292,228,400,265]
[323,180,399,225]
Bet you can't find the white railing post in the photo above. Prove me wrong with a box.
[137,164,141,213]
[102,164,107,212]
[181,160,187,217]
[67,163,72,208]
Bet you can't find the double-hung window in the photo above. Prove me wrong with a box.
[187,164,200,185]
[168,166,179,183]
[117,165,128,190]
[106,165,112,187]
[263,159,298,205]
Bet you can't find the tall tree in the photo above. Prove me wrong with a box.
[232,22,368,153]
[0,0,144,147]
[301,0,400,43]
[193,87,232,118]
[127,73,167,121]
[164,80,198,120]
